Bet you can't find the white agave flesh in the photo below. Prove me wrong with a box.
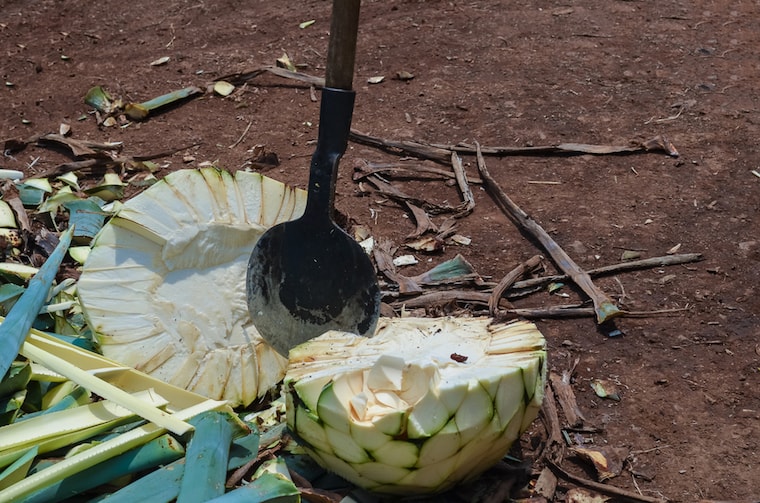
[285,316,547,494]
[78,168,307,407]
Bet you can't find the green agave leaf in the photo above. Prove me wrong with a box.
[84,86,114,114]
[0,361,31,398]
[38,186,80,215]
[0,399,223,502]
[0,445,37,490]
[124,86,203,121]
[23,433,185,503]
[176,411,237,503]
[0,263,39,283]
[55,172,80,191]
[63,197,107,241]
[0,390,26,426]
[17,386,89,421]
[20,179,53,193]
[206,472,300,503]
[0,227,73,377]
[0,283,25,314]
[15,184,48,207]
[83,176,125,202]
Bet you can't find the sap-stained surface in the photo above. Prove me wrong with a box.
[1,0,758,500]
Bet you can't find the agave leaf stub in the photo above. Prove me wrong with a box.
[78,168,307,407]
[285,317,547,494]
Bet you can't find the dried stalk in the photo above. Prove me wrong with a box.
[450,152,475,217]
[364,175,460,215]
[391,290,597,318]
[549,370,586,428]
[431,134,679,158]
[349,130,452,163]
[373,238,422,294]
[349,130,678,164]
[352,159,484,184]
[511,253,703,291]
[216,65,325,88]
[405,202,438,238]
[474,141,621,324]
[546,460,669,503]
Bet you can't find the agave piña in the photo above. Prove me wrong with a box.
[284,316,546,494]
[78,168,306,407]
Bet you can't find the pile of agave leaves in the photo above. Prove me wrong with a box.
[0,169,544,503]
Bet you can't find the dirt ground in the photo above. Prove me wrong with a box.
[2,0,759,501]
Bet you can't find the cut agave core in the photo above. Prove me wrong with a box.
[285,316,547,494]
[77,168,307,407]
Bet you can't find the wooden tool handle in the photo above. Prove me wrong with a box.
[325,0,361,90]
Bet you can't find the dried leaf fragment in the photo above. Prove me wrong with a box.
[566,487,610,503]
[149,56,170,66]
[621,249,641,261]
[213,81,235,96]
[590,378,621,401]
[552,7,575,16]
[406,235,443,253]
[450,234,471,246]
[571,446,628,482]
[392,254,418,267]
[276,53,297,72]
[0,201,18,228]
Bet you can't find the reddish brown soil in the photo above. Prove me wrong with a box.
[2,1,758,501]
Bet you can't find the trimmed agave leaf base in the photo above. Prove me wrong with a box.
[284,316,547,494]
[78,168,307,407]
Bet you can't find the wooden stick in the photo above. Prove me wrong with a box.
[546,459,669,503]
[474,141,622,324]
[511,253,703,291]
[349,129,452,163]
